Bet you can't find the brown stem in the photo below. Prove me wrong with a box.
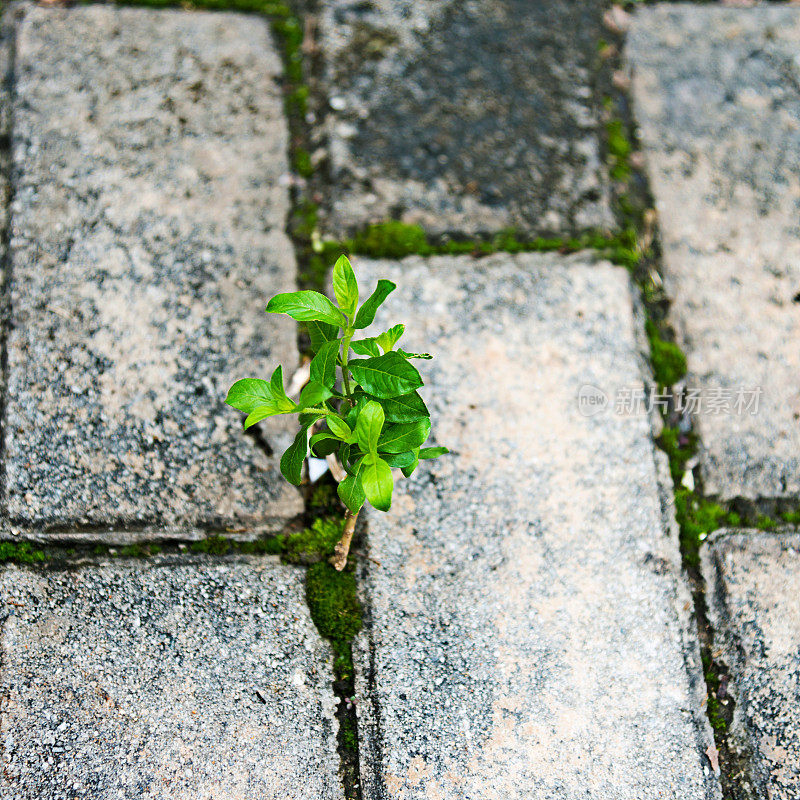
[330,509,358,571]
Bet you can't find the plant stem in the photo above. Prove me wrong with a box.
[305,406,334,416]
[340,331,354,400]
[331,508,359,571]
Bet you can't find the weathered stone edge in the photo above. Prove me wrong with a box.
[700,528,800,796]
[0,516,298,545]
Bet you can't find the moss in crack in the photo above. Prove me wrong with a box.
[335,221,640,270]
[305,560,362,680]
[0,541,46,564]
[606,118,632,181]
[646,318,687,387]
[283,516,342,564]
[117,542,163,558]
[675,490,741,569]
[189,534,287,556]
[658,426,697,484]
[347,221,431,259]
[702,651,731,733]
[118,0,292,15]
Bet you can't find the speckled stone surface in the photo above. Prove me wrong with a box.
[3,4,303,538]
[317,0,613,237]
[351,254,719,799]
[702,531,800,800]
[628,6,800,501]
[0,556,341,800]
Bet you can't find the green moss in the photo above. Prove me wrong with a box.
[347,221,431,259]
[0,541,46,564]
[283,517,343,564]
[702,652,728,732]
[606,118,632,181]
[190,535,232,555]
[646,319,688,387]
[293,147,313,179]
[238,536,287,555]
[305,561,362,679]
[340,713,358,751]
[119,0,291,13]
[310,482,337,511]
[782,510,800,525]
[189,535,288,556]
[117,542,162,558]
[675,489,740,568]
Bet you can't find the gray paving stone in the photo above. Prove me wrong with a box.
[702,531,800,800]
[350,253,719,799]
[0,556,341,799]
[317,0,614,237]
[3,3,303,538]
[627,6,800,501]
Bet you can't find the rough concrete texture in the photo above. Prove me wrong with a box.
[350,253,719,799]
[628,6,800,501]
[0,556,341,800]
[702,531,800,800]
[317,0,614,237]
[4,4,303,537]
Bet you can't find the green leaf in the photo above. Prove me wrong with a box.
[310,432,340,457]
[370,391,429,423]
[306,320,338,354]
[269,366,292,406]
[226,378,273,414]
[267,290,346,327]
[344,395,368,429]
[338,458,366,514]
[280,427,310,485]
[353,279,395,329]
[401,452,419,478]
[310,340,339,388]
[327,415,352,440]
[297,381,333,409]
[378,418,431,453]
[362,453,393,512]
[244,402,285,429]
[229,371,295,423]
[419,446,449,459]
[381,450,417,468]
[355,400,384,454]
[349,351,423,399]
[398,349,433,360]
[376,324,405,353]
[350,338,381,357]
[332,254,359,317]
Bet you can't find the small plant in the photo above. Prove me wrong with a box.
[226,255,447,569]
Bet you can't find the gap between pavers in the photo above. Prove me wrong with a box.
[348,252,720,800]
[1,2,303,541]
[701,530,800,800]
[315,0,614,238]
[627,5,800,502]
[0,555,342,800]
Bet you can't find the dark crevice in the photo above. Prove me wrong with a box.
[596,8,760,799]
[273,1,365,795]
[0,12,17,524]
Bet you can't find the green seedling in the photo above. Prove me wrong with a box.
[226,255,448,569]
